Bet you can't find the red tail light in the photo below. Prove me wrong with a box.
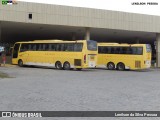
[84,54,86,63]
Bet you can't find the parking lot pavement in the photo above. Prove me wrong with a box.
[0,66,160,112]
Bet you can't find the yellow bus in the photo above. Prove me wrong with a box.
[12,40,97,70]
[97,43,151,70]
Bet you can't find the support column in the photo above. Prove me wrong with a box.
[71,32,76,40]
[85,27,90,40]
[0,22,1,43]
[156,33,160,67]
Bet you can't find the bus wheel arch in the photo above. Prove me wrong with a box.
[55,61,62,70]
[18,59,23,67]
[107,62,115,70]
[63,61,71,70]
[117,62,125,71]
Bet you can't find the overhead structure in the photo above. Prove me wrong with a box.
[0,1,160,66]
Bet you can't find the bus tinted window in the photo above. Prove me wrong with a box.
[115,47,120,54]
[74,43,83,52]
[56,44,65,51]
[87,40,97,51]
[98,46,143,55]
[146,44,151,52]
[131,47,143,55]
[49,44,56,51]
[137,47,143,55]
[29,44,37,51]
[44,44,49,51]
[37,44,43,51]
[19,43,84,52]
[20,44,29,52]
[56,44,61,51]
[64,44,74,51]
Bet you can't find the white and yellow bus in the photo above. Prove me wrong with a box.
[12,40,97,70]
[97,43,151,70]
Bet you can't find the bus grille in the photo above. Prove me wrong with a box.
[135,61,141,68]
[74,59,81,66]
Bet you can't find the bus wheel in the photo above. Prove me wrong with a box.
[107,62,115,70]
[63,62,70,70]
[76,68,82,71]
[55,61,62,70]
[117,63,125,71]
[18,60,23,67]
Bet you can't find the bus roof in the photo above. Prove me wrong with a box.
[98,43,147,47]
[15,40,86,44]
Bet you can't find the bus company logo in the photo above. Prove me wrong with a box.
[2,112,11,117]
[2,0,18,5]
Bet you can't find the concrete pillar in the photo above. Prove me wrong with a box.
[0,22,1,43]
[85,27,90,40]
[71,32,76,40]
[156,33,160,67]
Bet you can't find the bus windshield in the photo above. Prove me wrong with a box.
[87,40,97,51]
[146,44,151,53]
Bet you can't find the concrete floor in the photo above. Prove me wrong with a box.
[0,66,160,120]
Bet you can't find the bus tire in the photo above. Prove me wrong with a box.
[117,63,125,71]
[63,62,70,70]
[76,68,82,71]
[55,61,62,70]
[107,62,115,70]
[18,59,23,67]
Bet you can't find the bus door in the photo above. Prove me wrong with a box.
[19,44,30,64]
[88,54,96,67]
[145,44,152,68]
[12,43,20,64]
[87,40,97,67]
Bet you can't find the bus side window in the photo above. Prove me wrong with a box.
[101,47,106,53]
[121,47,127,54]
[137,47,143,55]
[36,44,39,51]
[44,44,49,51]
[60,44,65,51]
[49,44,56,51]
[33,44,37,51]
[110,47,115,54]
[126,47,132,54]
[119,47,123,54]
[98,46,101,53]
[67,44,74,51]
[37,44,42,51]
[105,47,109,54]
[115,47,120,54]
[56,44,61,51]
[107,47,111,54]
[74,43,82,52]
[131,47,136,54]
[20,44,29,52]
[29,44,36,51]
[56,44,64,51]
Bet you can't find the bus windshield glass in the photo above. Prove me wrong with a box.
[146,44,151,53]
[87,40,97,51]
